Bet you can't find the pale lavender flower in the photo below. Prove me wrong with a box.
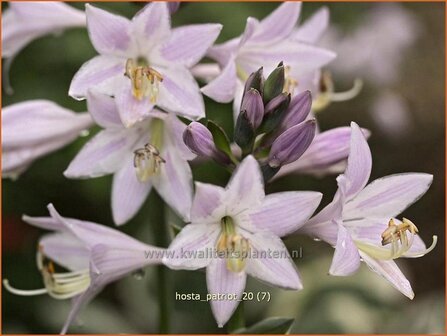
[299,122,437,298]
[64,91,195,225]
[199,2,335,108]
[2,100,93,179]
[69,3,222,127]
[2,2,86,60]
[163,156,322,327]
[3,204,164,334]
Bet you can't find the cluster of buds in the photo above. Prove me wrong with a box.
[183,62,316,181]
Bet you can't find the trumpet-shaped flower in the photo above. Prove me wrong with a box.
[3,204,164,334]
[2,100,93,179]
[64,91,195,225]
[163,156,322,327]
[2,2,86,60]
[69,3,222,127]
[300,122,437,298]
[200,2,335,109]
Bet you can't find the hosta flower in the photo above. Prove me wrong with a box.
[199,2,335,111]
[64,91,194,225]
[69,2,222,127]
[163,156,322,327]
[2,100,93,179]
[3,204,164,334]
[300,122,437,298]
[2,2,86,60]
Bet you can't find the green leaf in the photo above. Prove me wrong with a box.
[234,111,255,154]
[206,120,233,158]
[263,62,285,104]
[235,317,295,334]
[261,163,281,183]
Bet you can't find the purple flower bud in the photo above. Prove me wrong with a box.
[268,119,316,167]
[264,92,290,115]
[281,90,312,129]
[241,88,264,129]
[183,122,229,164]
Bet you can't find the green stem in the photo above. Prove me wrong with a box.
[227,301,245,334]
[149,191,171,334]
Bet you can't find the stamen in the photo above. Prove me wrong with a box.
[3,279,48,296]
[329,79,363,102]
[356,218,437,260]
[125,58,163,103]
[216,216,250,273]
[133,143,165,182]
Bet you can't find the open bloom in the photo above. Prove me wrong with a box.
[300,122,437,298]
[64,91,194,225]
[2,2,86,60]
[199,2,335,109]
[163,156,322,327]
[69,2,222,127]
[3,204,164,334]
[2,100,93,179]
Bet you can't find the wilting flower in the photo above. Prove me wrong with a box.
[2,100,93,179]
[199,2,335,108]
[69,2,222,127]
[64,91,194,225]
[163,156,322,327]
[300,122,437,298]
[2,2,86,60]
[3,204,164,334]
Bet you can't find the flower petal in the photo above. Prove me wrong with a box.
[164,113,196,161]
[164,223,219,270]
[85,4,132,56]
[22,215,63,231]
[191,182,226,224]
[206,257,247,327]
[342,122,372,200]
[64,129,139,178]
[359,251,414,299]
[201,59,237,103]
[39,232,90,271]
[225,156,264,215]
[248,191,322,237]
[131,2,170,56]
[245,231,302,290]
[329,222,361,276]
[69,55,125,100]
[111,157,153,225]
[157,66,205,118]
[86,91,122,128]
[2,100,93,148]
[293,7,329,43]
[152,146,193,221]
[344,173,433,219]
[115,82,154,128]
[250,2,301,44]
[161,24,222,67]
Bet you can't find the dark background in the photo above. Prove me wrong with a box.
[2,2,445,333]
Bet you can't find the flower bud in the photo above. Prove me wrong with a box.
[281,90,312,129]
[259,92,290,134]
[183,122,229,164]
[268,119,316,167]
[240,88,264,129]
[243,67,264,96]
[263,62,285,104]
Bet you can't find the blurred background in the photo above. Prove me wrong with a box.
[2,2,445,334]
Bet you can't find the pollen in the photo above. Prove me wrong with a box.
[283,65,298,95]
[133,143,165,182]
[125,58,163,103]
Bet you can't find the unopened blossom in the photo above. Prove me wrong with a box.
[69,2,222,127]
[2,2,86,60]
[2,100,93,179]
[3,204,164,334]
[64,91,195,225]
[199,2,335,111]
[299,122,437,298]
[163,156,322,327]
